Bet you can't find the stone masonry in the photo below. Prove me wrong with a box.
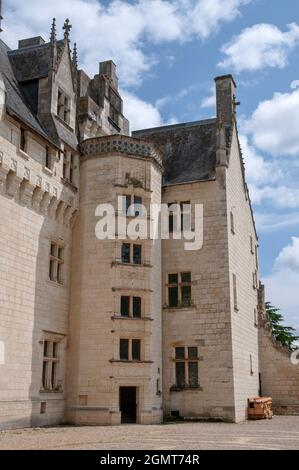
[0,18,298,430]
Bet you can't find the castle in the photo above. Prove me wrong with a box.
[0,16,298,430]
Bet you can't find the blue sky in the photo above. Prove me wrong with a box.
[2,0,299,333]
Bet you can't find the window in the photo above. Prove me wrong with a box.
[254,308,258,327]
[121,243,130,263]
[181,201,191,231]
[42,340,60,391]
[45,147,51,170]
[121,296,130,317]
[167,272,192,308]
[121,243,142,264]
[49,242,64,284]
[57,89,71,125]
[63,151,76,184]
[119,339,142,361]
[134,196,142,217]
[174,346,199,389]
[230,211,235,234]
[20,128,27,153]
[133,297,141,318]
[119,339,129,360]
[122,195,143,216]
[250,354,254,375]
[120,296,142,318]
[132,339,141,361]
[168,202,191,233]
[255,245,259,269]
[250,236,254,254]
[133,244,142,265]
[233,274,238,311]
[253,270,258,290]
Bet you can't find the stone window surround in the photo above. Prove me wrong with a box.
[49,240,65,285]
[166,271,192,308]
[118,337,143,362]
[40,332,65,393]
[170,345,203,392]
[120,295,142,318]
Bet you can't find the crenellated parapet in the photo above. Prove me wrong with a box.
[80,134,163,170]
[0,150,78,226]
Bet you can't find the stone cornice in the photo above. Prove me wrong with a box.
[80,134,163,171]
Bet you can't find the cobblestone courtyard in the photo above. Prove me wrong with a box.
[0,416,299,450]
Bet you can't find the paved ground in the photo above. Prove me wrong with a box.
[0,416,299,450]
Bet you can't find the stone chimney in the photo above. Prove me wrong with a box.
[99,60,118,89]
[18,36,45,49]
[0,72,6,119]
[214,75,237,126]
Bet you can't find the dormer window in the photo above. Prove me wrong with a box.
[57,89,71,125]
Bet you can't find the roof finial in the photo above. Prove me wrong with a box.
[50,17,56,43]
[72,42,78,69]
[63,18,72,42]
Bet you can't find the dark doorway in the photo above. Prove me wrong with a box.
[119,387,137,423]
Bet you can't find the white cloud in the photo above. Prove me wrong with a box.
[2,0,253,87]
[244,88,299,157]
[201,86,215,109]
[254,212,299,233]
[264,238,299,334]
[248,184,299,209]
[275,237,299,272]
[121,90,164,131]
[219,23,299,72]
[239,134,281,185]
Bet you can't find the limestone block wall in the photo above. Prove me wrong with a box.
[66,139,163,425]
[161,179,235,422]
[225,126,260,422]
[259,316,299,414]
[0,114,78,430]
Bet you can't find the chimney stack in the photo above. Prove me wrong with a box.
[214,75,237,126]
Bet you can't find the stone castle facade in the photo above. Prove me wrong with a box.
[0,18,298,430]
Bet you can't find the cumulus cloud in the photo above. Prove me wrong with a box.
[2,0,252,87]
[219,23,299,72]
[244,88,299,157]
[201,86,216,109]
[275,237,299,272]
[121,89,164,131]
[264,238,299,334]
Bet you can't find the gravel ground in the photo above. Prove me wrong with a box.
[0,416,299,450]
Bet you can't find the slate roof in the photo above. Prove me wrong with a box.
[0,39,77,150]
[8,40,64,82]
[0,39,57,145]
[133,119,217,186]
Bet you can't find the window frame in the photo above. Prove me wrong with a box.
[41,339,61,392]
[174,346,199,389]
[49,242,65,285]
[167,272,192,308]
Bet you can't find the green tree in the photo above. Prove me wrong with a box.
[265,302,299,351]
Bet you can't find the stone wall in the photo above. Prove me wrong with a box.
[66,140,163,425]
[0,110,77,430]
[259,303,299,414]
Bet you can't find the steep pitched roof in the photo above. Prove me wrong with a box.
[8,40,64,82]
[0,39,58,147]
[133,119,217,186]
